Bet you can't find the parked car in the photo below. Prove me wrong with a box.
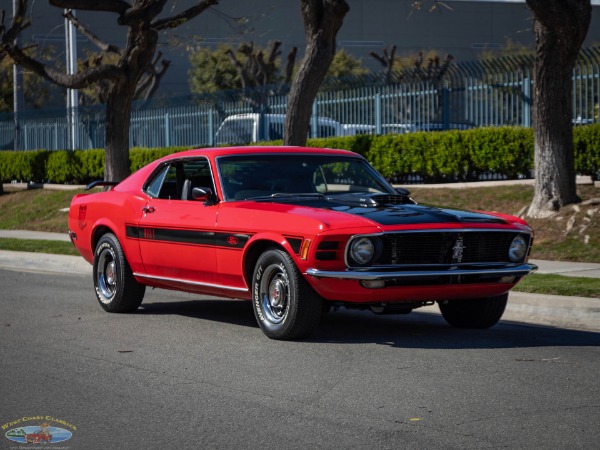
[415,122,476,132]
[69,146,537,340]
[214,113,341,144]
[380,123,416,134]
[341,123,375,136]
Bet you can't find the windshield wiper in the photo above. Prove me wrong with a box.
[247,193,327,201]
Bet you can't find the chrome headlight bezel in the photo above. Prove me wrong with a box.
[347,236,383,266]
[508,235,528,263]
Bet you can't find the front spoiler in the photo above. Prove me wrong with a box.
[306,263,538,281]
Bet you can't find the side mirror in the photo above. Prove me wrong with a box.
[191,187,213,202]
[396,187,411,196]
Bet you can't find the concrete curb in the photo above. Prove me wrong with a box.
[0,250,90,276]
[503,291,600,332]
[0,230,72,242]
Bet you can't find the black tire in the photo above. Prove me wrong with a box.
[439,293,508,329]
[93,233,145,313]
[252,248,323,340]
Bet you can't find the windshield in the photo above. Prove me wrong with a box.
[218,154,395,201]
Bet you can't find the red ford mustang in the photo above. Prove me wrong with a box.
[68,146,537,340]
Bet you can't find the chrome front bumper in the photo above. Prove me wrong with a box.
[306,263,538,281]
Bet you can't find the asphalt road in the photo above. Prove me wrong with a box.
[1,268,599,449]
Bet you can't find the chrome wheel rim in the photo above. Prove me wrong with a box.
[260,264,290,324]
[97,248,117,302]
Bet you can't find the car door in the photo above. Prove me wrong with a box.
[137,158,220,285]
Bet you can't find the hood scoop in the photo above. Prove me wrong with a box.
[329,191,415,208]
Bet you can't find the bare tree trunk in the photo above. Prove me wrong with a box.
[284,0,349,146]
[526,0,591,218]
[104,27,157,182]
[105,82,135,182]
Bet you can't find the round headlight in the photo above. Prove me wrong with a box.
[350,237,375,265]
[508,235,528,262]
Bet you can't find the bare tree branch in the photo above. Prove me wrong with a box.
[2,42,122,88]
[369,45,396,84]
[64,10,120,54]
[136,58,170,100]
[118,0,167,26]
[49,0,130,15]
[153,0,218,30]
[285,47,297,84]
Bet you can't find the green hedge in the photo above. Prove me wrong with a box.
[0,146,188,184]
[1,125,599,184]
[574,124,600,178]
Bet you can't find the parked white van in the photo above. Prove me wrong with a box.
[214,113,342,145]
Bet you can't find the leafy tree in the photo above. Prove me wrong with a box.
[189,41,297,111]
[525,0,592,218]
[224,41,297,111]
[285,0,350,146]
[325,49,368,80]
[188,44,242,94]
[478,38,534,63]
[370,47,453,84]
[1,0,217,182]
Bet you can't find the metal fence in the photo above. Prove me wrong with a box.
[1,50,599,151]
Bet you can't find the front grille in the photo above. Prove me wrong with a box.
[352,231,528,267]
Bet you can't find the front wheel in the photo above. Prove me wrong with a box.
[439,293,508,329]
[252,249,322,340]
[93,233,145,313]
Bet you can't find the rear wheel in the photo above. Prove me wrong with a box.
[252,249,322,340]
[439,293,508,329]
[93,233,145,312]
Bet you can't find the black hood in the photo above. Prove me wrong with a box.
[256,192,508,226]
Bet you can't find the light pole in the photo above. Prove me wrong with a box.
[65,9,79,150]
[12,0,24,150]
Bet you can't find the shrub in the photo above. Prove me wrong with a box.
[574,124,600,180]
[75,149,105,183]
[0,149,49,183]
[46,150,79,184]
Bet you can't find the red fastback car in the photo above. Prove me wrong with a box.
[69,146,537,340]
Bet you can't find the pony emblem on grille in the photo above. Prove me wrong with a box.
[452,236,466,263]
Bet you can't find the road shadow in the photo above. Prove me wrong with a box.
[313,309,600,349]
[138,297,257,329]
[137,292,600,349]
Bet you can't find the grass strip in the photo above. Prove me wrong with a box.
[513,273,600,299]
[0,238,79,256]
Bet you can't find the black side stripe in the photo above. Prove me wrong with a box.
[126,225,251,249]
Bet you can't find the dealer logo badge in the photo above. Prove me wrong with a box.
[3,416,76,445]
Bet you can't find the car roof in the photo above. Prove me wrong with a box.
[116,146,365,194]
[164,146,360,160]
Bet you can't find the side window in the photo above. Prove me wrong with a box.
[145,158,215,200]
[145,165,170,198]
[268,122,284,140]
[159,165,180,199]
[181,159,215,193]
